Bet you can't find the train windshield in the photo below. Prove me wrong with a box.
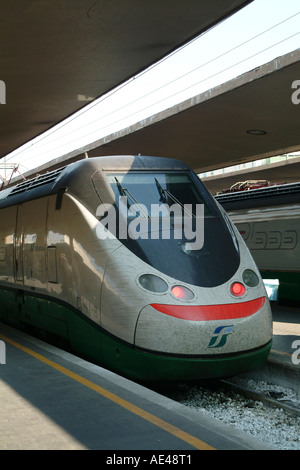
[107,172,213,217]
[105,171,240,288]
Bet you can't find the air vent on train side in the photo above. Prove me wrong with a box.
[8,167,66,197]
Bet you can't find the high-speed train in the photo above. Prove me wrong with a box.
[216,182,300,305]
[0,156,272,381]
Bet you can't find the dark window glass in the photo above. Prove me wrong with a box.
[104,171,240,287]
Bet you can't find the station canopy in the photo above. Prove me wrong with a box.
[0,0,252,159]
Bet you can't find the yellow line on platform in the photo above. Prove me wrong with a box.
[271,348,292,357]
[0,333,215,451]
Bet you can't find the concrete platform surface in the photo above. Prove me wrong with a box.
[245,302,300,395]
[0,322,274,451]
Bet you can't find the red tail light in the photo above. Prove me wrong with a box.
[171,285,194,301]
[171,286,185,299]
[230,282,246,297]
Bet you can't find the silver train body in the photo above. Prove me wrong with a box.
[0,156,272,381]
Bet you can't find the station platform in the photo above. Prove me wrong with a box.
[271,302,300,359]
[0,322,274,451]
[0,301,299,451]
[245,302,300,395]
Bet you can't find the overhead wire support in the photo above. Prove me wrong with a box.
[0,163,26,190]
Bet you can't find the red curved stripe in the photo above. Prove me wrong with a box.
[150,297,265,321]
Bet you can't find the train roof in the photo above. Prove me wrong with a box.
[215,181,300,210]
[0,155,189,209]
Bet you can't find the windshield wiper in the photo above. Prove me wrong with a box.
[154,178,167,202]
[155,178,194,218]
[115,176,126,196]
[114,177,149,218]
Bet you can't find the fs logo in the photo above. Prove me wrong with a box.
[208,325,234,348]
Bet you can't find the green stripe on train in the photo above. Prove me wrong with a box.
[0,286,271,382]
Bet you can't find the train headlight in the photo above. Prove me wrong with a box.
[243,269,259,287]
[138,274,168,293]
[171,285,195,301]
[230,282,246,297]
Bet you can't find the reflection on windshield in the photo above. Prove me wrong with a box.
[114,177,149,218]
[103,171,240,285]
[107,172,212,218]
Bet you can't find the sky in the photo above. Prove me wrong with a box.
[2,0,300,179]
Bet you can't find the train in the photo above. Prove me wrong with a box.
[0,155,272,382]
[216,182,300,305]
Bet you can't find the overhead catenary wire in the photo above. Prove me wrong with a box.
[3,9,300,170]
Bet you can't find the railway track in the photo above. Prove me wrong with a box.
[154,377,300,449]
[220,378,300,418]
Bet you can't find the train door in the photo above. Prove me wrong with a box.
[0,205,17,284]
[14,206,24,283]
[14,199,48,287]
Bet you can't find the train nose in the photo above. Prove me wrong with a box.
[134,297,272,355]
